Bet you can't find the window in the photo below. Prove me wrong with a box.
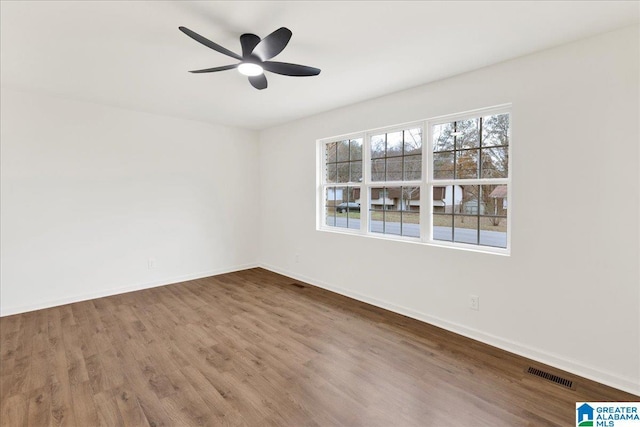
[323,138,363,230]
[318,106,510,254]
[430,112,510,249]
[369,127,422,237]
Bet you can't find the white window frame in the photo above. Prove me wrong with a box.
[317,104,512,255]
[317,132,365,233]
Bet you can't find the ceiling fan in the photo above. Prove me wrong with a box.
[179,26,321,90]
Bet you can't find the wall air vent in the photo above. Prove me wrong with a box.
[526,366,575,390]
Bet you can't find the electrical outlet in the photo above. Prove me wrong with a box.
[148,257,156,269]
[295,253,300,263]
[469,295,479,311]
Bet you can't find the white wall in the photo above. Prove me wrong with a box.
[258,26,640,394]
[1,89,259,315]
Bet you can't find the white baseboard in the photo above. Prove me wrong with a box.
[0,263,258,317]
[258,262,640,397]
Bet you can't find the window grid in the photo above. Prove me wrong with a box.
[431,112,509,249]
[369,186,421,237]
[324,185,361,230]
[319,106,511,254]
[371,129,422,182]
[368,127,422,238]
[325,139,363,184]
[434,122,509,179]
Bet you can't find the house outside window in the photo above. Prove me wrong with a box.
[318,105,510,254]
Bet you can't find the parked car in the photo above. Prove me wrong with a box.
[335,202,360,213]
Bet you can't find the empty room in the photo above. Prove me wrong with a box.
[1,1,639,426]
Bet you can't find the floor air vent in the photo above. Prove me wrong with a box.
[526,367,575,389]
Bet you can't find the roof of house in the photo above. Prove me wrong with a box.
[489,185,507,198]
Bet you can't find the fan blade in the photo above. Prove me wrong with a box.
[248,74,267,90]
[189,64,238,73]
[252,27,292,61]
[179,26,242,60]
[240,34,261,58]
[263,61,321,77]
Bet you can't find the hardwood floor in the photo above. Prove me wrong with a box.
[1,268,637,426]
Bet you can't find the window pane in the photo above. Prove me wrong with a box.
[370,211,384,233]
[326,186,338,204]
[481,185,508,216]
[455,118,480,149]
[401,186,420,238]
[404,128,422,155]
[432,186,445,213]
[326,186,361,230]
[404,155,421,180]
[350,161,362,182]
[336,186,358,207]
[370,187,385,203]
[337,140,350,162]
[338,186,349,204]
[369,187,415,236]
[326,142,337,163]
[386,157,402,181]
[371,134,385,158]
[480,217,507,248]
[325,206,337,227]
[383,211,401,236]
[345,187,360,230]
[337,163,350,183]
[454,215,478,245]
[433,122,454,152]
[459,185,480,214]
[480,184,507,248]
[433,214,453,241]
[401,212,420,237]
[325,187,337,227]
[482,114,509,147]
[481,147,508,178]
[401,186,420,211]
[350,138,363,160]
[369,187,386,234]
[433,152,454,180]
[455,149,479,179]
[479,217,507,248]
[387,132,403,155]
[347,210,360,230]
[325,163,337,183]
[371,159,385,181]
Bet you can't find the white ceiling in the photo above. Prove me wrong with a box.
[1,1,638,130]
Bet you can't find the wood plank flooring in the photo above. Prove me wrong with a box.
[1,268,637,426]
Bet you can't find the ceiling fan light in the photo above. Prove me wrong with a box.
[238,63,264,76]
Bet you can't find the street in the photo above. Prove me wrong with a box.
[325,217,507,248]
